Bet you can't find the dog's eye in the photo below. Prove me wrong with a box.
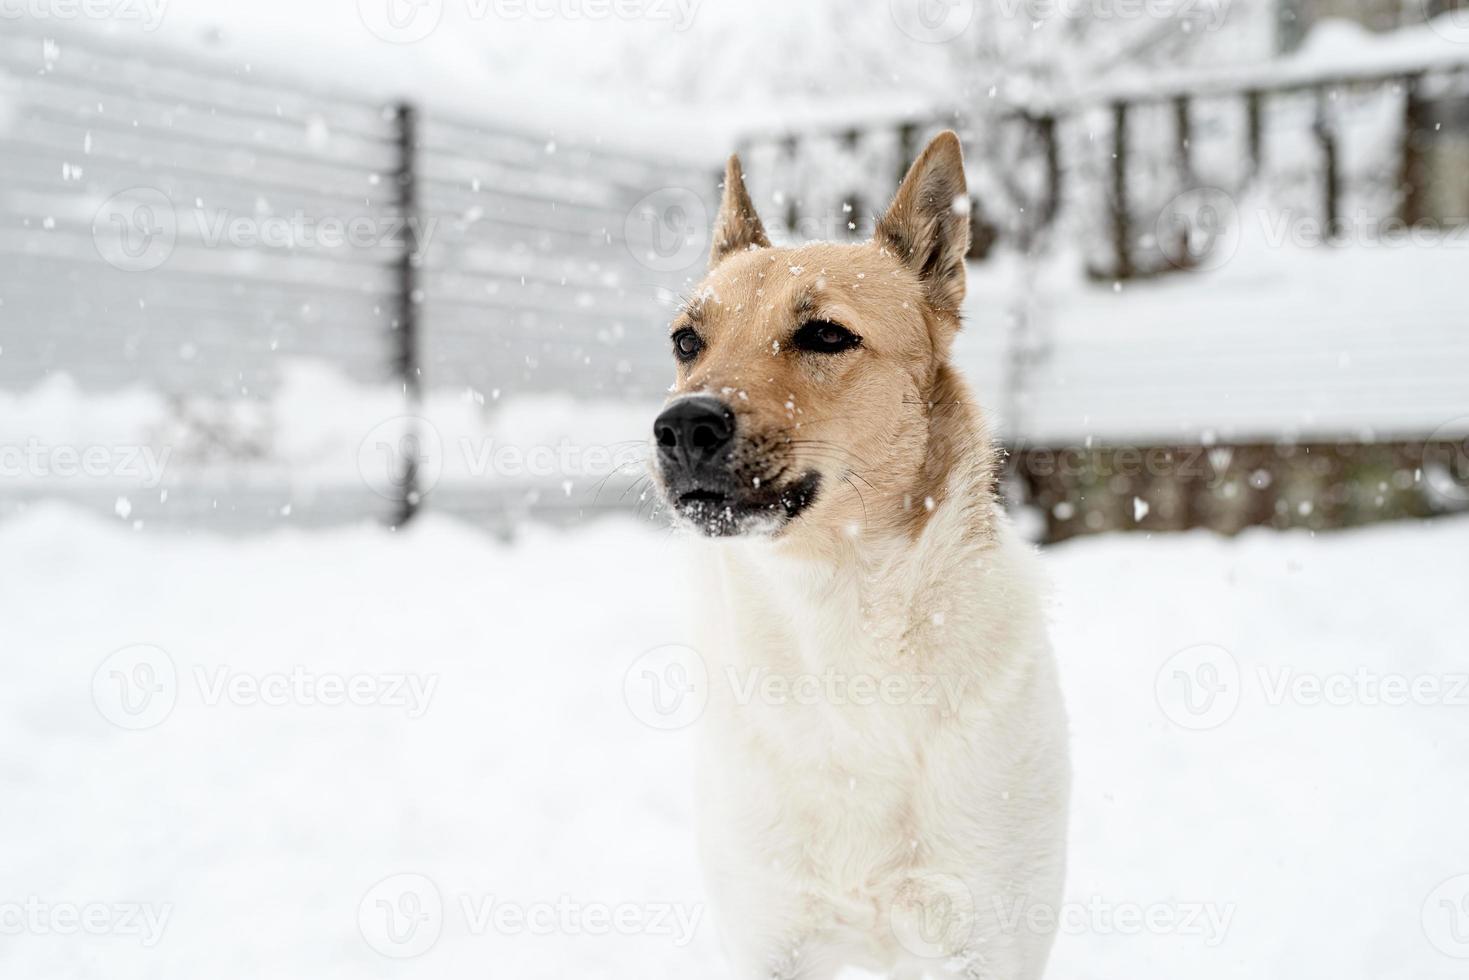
[671,328,704,363]
[792,319,861,355]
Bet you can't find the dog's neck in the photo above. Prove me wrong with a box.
[705,370,1005,675]
[758,361,999,562]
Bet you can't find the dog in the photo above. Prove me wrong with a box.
[650,132,1070,980]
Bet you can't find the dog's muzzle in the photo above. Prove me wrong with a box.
[652,395,820,537]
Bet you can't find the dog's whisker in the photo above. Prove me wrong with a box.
[786,443,878,473]
[780,436,880,470]
[782,446,880,492]
[841,473,869,529]
[619,474,654,504]
[589,459,650,506]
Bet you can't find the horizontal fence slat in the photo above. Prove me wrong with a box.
[6,77,402,172]
[0,138,400,212]
[10,105,401,189]
[0,250,394,308]
[0,227,402,292]
[0,210,411,276]
[422,114,714,186]
[419,154,636,212]
[0,30,392,139]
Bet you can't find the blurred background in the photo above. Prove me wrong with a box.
[4,0,1467,535]
[3,1,1469,978]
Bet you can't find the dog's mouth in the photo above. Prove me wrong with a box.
[678,488,728,506]
[664,470,822,538]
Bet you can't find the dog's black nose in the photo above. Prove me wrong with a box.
[655,396,735,471]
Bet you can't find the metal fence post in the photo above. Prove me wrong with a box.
[782,134,801,235]
[1037,114,1062,230]
[842,127,865,239]
[896,121,918,186]
[1398,73,1428,227]
[1313,87,1341,241]
[1110,101,1133,280]
[1246,89,1264,179]
[392,101,424,526]
[1174,95,1193,182]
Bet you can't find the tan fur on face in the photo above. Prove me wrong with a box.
[661,132,994,549]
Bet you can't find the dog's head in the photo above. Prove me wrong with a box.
[651,132,975,541]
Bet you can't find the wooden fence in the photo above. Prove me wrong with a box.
[736,60,1469,279]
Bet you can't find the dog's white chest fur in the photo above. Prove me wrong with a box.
[692,521,1069,980]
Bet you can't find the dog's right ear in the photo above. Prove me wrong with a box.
[709,154,770,266]
[875,131,970,317]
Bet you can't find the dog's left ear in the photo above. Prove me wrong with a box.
[709,154,771,266]
[875,131,970,317]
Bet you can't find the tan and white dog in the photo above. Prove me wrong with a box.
[651,132,1069,980]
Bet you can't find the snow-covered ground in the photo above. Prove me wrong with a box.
[2,507,1466,978]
